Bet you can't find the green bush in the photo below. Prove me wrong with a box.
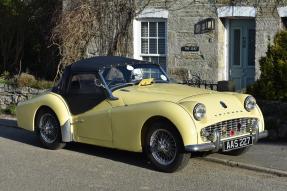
[16,73,53,89]
[29,80,54,89]
[0,71,14,85]
[247,31,287,101]
[17,73,36,87]
[0,72,54,89]
[1,104,17,116]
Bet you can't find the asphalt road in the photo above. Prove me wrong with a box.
[0,125,287,191]
[208,141,287,172]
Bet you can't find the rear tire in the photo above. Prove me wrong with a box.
[144,121,190,172]
[35,108,66,150]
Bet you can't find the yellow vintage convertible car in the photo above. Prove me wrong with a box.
[16,56,268,172]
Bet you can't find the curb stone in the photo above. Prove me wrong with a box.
[203,156,287,177]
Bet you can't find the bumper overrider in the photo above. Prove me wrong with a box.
[185,127,268,152]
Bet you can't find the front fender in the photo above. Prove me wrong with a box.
[111,101,198,152]
[16,92,71,132]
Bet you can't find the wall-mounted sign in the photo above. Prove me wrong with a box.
[181,46,199,52]
[194,18,215,34]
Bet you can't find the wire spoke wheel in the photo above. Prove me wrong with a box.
[39,113,59,144]
[149,129,177,166]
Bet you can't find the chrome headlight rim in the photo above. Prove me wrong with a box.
[193,103,206,121]
[244,96,256,112]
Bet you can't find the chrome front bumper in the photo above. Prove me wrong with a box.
[185,130,268,152]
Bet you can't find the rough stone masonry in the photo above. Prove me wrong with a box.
[0,83,46,109]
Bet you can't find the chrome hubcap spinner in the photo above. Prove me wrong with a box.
[39,113,58,144]
[150,129,177,166]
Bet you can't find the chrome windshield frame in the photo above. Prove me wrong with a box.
[98,63,169,100]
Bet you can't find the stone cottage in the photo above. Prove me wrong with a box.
[63,0,287,90]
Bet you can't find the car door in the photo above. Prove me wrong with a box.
[64,72,113,144]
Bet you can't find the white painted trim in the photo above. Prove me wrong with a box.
[133,18,168,61]
[277,6,287,17]
[224,19,230,80]
[217,6,256,18]
[140,54,167,57]
[133,19,141,60]
[137,8,168,19]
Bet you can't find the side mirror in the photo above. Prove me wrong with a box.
[94,79,106,89]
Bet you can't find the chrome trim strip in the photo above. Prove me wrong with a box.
[213,130,221,152]
[98,71,118,100]
[185,130,268,152]
[185,143,216,152]
[61,119,73,142]
[254,123,259,143]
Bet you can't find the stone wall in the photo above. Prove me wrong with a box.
[257,100,287,139]
[166,1,219,82]
[0,84,46,109]
[144,0,284,82]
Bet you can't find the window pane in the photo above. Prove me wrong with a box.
[141,22,148,37]
[142,56,167,71]
[71,74,97,89]
[248,29,255,66]
[149,39,157,54]
[70,74,103,94]
[233,29,241,66]
[141,39,148,54]
[149,22,157,37]
[158,39,165,54]
[158,22,166,37]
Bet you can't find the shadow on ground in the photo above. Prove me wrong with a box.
[258,138,287,145]
[0,120,39,147]
[0,120,156,171]
[0,118,18,127]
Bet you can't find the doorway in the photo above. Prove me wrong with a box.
[229,19,256,90]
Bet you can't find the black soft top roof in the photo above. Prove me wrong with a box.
[71,56,156,72]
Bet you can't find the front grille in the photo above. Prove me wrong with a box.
[201,118,258,140]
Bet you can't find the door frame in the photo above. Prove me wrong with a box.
[224,18,256,89]
[224,18,230,81]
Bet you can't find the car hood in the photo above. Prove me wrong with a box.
[113,83,214,105]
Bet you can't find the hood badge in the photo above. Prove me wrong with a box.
[220,101,227,109]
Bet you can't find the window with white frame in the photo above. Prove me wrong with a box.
[140,20,167,69]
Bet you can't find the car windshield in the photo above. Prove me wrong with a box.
[100,64,169,89]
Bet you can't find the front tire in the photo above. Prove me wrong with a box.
[35,109,66,150]
[144,121,190,172]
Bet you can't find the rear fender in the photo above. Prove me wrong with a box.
[16,92,71,133]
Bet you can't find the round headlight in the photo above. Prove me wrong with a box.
[244,96,256,112]
[193,103,206,121]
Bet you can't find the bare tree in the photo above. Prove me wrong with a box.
[52,0,152,80]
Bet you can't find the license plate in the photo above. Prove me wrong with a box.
[223,136,253,152]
